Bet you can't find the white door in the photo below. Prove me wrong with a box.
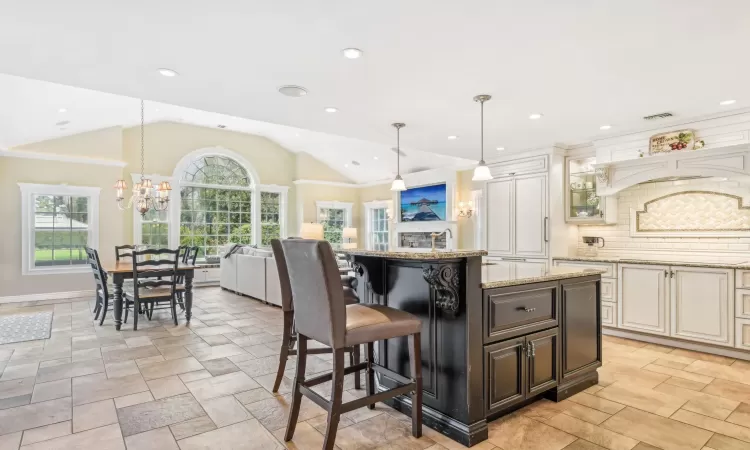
[618,264,670,335]
[671,266,733,346]
[485,178,513,255]
[513,174,547,257]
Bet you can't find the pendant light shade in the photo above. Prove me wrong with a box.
[472,94,494,182]
[390,123,407,192]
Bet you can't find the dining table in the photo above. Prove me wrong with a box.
[102,261,199,331]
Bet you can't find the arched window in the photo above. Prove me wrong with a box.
[168,149,288,259]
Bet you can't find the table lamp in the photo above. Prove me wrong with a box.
[342,227,357,249]
[300,222,324,240]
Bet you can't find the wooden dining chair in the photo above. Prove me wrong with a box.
[175,246,197,312]
[281,239,423,450]
[270,239,361,394]
[85,247,110,326]
[115,245,136,261]
[124,248,183,330]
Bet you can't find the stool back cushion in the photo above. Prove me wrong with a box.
[270,239,294,312]
[281,239,346,348]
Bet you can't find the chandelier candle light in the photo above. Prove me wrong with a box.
[390,122,407,192]
[472,94,494,181]
[114,100,171,217]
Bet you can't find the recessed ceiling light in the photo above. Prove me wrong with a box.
[344,164,349,168]
[341,48,363,59]
[373,156,379,160]
[158,68,178,77]
[496,146,505,151]
[58,108,67,113]
[448,135,459,140]
[324,107,338,113]
[720,99,736,106]
[600,125,612,130]
[529,113,543,120]
[278,85,308,97]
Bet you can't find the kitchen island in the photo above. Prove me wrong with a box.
[342,249,604,446]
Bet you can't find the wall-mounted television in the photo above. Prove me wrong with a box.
[400,183,447,222]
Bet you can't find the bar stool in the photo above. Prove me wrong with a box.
[281,239,423,450]
[269,239,361,393]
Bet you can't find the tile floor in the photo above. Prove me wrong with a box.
[1,288,750,449]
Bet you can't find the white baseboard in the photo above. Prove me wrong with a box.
[603,327,750,362]
[0,290,95,304]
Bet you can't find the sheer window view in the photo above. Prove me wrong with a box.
[370,207,389,251]
[33,195,89,266]
[179,156,252,258]
[320,208,345,246]
[140,208,169,247]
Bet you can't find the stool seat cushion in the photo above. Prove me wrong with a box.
[345,304,421,347]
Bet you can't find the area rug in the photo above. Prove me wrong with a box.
[0,311,53,344]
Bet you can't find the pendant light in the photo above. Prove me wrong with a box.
[390,122,407,191]
[472,94,493,181]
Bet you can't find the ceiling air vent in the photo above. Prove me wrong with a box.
[391,147,407,157]
[643,112,673,120]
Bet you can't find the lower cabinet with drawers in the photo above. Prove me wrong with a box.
[482,275,602,417]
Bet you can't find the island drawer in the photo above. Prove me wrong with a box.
[484,281,558,343]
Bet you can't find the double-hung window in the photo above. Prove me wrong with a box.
[316,201,353,249]
[364,200,391,251]
[19,184,100,275]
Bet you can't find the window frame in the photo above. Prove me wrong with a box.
[363,200,392,251]
[19,183,100,276]
[169,148,288,254]
[316,201,353,246]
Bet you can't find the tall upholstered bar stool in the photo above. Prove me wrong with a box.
[281,239,423,450]
[269,239,361,393]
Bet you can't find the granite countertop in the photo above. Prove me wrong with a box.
[481,266,606,289]
[339,249,488,260]
[553,256,750,270]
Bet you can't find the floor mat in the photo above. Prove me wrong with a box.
[0,311,53,344]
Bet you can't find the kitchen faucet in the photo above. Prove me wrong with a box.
[430,228,453,252]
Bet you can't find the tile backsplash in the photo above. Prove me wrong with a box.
[578,177,750,258]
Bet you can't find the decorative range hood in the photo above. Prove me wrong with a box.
[593,144,750,197]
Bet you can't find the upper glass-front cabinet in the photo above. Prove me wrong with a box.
[565,156,615,224]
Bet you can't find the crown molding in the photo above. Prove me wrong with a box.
[0,148,127,167]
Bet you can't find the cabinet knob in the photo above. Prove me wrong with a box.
[523,307,536,313]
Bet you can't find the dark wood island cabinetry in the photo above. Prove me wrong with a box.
[342,249,604,446]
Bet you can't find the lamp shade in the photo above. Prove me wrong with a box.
[300,222,324,240]
[342,227,358,239]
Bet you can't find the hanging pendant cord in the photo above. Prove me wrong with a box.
[480,99,484,162]
[140,99,145,183]
[396,126,400,176]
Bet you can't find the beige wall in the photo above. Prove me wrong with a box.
[0,158,124,297]
[15,127,124,160]
[456,169,481,249]
[296,185,361,238]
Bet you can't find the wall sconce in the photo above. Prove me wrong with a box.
[457,201,474,218]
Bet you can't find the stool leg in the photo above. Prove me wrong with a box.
[408,332,422,438]
[285,334,307,442]
[366,342,375,409]
[323,348,345,450]
[353,344,361,390]
[273,311,293,393]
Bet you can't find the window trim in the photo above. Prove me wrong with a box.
[19,183,100,276]
[363,200,392,250]
[170,148,288,250]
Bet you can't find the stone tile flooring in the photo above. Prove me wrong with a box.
[1,288,750,449]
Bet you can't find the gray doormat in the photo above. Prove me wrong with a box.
[0,311,53,344]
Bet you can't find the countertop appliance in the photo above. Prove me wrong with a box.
[582,236,605,257]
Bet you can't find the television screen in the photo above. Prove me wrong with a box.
[400,183,447,222]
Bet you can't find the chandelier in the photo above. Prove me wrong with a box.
[114,100,171,217]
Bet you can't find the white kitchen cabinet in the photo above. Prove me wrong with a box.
[513,174,547,258]
[618,263,670,335]
[513,259,548,278]
[485,173,547,258]
[670,266,733,346]
[483,258,547,279]
[600,278,616,303]
[485,179,513,255]
[602,302,616,326]
[736,289,750,319]
[736,319,750,350]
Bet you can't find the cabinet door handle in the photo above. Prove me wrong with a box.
[543,217,549,243]
[522,307,537,313]
[529,341,536,358]
[501,257,527,262]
